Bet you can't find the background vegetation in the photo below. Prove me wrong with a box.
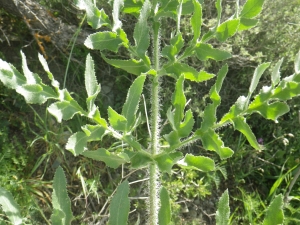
[0,0,300,224]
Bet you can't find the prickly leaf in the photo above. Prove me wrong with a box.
[162,33,184,62]
[133,0,151,60]
[85,32,123,52]
[75,0,111,29]
[197,129,234,159]
[216,19,240,42]
[178,109,194,138]
[165,62,215,82]
[195,44,231,61]
[238,18,258,31]
[249,62,270,95]
[158,187,171,225]
[155,152,183,174]
[125,150,153,168]
[112,0,124,32]
[108,106,127,132]
[172,75,186,128]
[122,75,146,130]
[190,0,202,43]
[101,54,150,75]
[263,194,284,225]
[0,187,22,225]
[48,100,85,123]
[51,166,73,225]
[66,132,88,156]
[183,154,215,172]
[232,116,261,150]
[216,189,230,225]
[240,0,265,19]
[109,180,130,225]
[271,58,283,87]
[82,148,129,168]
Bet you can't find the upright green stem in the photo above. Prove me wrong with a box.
[148,20,161,225]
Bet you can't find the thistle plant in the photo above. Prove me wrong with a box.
[0,0,299,224]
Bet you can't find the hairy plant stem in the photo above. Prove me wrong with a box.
[148,19,161,225]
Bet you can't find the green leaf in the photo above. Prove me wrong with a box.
[158,187,171,225]
[200,103,217,132]
[161,33,184,62]
[220,96,247,123]
[197,129,234,159]
[85,32,123,52]
[66,132,88,156]
[183,154,215,172]
[294,51,300,74]
[21,51,40,84]
[16,84,57,104]
[123,135,143,151]
[263,194,284,225]
[154,0,178,20]
[240,0,265,19]
[0,187,22,225]
[165,62,215,82]
[0,59,26,89]
[85,54,99,97]
[112,0,124,31]
[82,148,129,168]
[108,106,127,132]
[271,58,284,87]
[216,189,230,225]
[101,54,150,75]
[232,116,261,150]
[85,54,101,112]
[216,19,240,42]
[125,150,153,168]
[123,0,143,15]
[109,180,130,225]
[164,130,180,147]
[48,100,85,123]
[178,109,195,138]
[195,43,231,61]
[190,0,202,43]
[249,62,270,94]
[81,124,107,141]
[238,18,258,31]
[172,75,186,128]
[155,152,183,174]
[51,166,73,225]
[216,0,222,25]
[133,0,151,60]
[75,0,111,29]
[215,64,228,94]
[248,101,290,121]
[122,75,146,130]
